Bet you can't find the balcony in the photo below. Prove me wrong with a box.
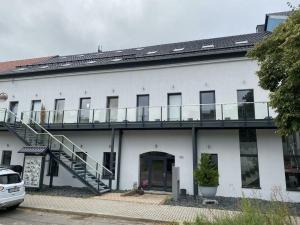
[14,102,276,130]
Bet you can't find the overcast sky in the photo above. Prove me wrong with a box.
[0,0,294,62]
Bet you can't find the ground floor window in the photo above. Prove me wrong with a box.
[102,152,116,179]
[239,129,260,188]
[1,151,12,166]
[282,132,300,191]
[47,158,59,177]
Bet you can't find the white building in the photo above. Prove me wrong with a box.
[0,11,299,202]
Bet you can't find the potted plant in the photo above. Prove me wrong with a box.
[194,154,219,198]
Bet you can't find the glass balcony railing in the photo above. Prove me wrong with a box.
[20,102,276,125]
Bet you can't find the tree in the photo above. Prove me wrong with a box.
[248,9,300,135]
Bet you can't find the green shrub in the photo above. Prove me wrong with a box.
[194,154,219,187]
[184,198,296,225]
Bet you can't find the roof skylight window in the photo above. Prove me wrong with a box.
[146,51,158,55]
[15,67,27,71]
[135,48,144,51]
[116,50,123,53]
[78,54,85,57]
[235,40,249,45]
[201,44,214,49]
[61,63,71,67]
[39,65,49,69]
[61,56,67,59]
[86,60,96,64]
[111,58,122,62]
[173,48,185,52]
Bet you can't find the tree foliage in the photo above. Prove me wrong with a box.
[194,154,219,187]
[248,9,300,135]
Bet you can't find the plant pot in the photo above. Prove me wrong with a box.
[199,186,218,198]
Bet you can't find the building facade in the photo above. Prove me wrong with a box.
[0,11,299,202]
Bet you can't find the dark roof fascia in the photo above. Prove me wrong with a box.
[0,50,249,80]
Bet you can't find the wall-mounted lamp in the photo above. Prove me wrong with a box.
[155,144,158,149]
[205,82,208,87]
[112,89,115,93]
[35,94,38,97]
[84,90,87,95]
[171,85,175,90]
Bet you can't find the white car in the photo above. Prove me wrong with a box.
[0,167,25,210]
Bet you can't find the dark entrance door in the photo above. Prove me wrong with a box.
[140,152,175,191]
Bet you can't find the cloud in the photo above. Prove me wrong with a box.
[0,0,289,61]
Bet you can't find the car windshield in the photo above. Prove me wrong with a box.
[0,174,21,184]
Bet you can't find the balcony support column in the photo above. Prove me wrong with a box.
[192,126,198,196]
[109,128,115,190]
[116,130,123,190]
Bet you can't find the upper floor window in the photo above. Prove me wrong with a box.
[266,16,287,32]
[137,95,149,122]
[106,97,119,122]
[200,91,216,120]
[79,98,91,123]
[54,99,65,123]
[8,101,18,123]
[237,89,255,120]
[282,132,300,191]
[31,100,41,122]
[168,93,182,121]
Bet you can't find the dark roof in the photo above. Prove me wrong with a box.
[267,11,292,16]
[0,32,270,77]
[18,146,48,154]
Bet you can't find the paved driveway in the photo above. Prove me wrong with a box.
[0,208,169,225]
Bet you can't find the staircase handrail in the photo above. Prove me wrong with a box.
[1,108,113,176]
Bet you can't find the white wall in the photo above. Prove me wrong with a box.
[0,58,269,116]
[120,130,193,194]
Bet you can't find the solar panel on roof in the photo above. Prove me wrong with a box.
[173,48,184,52]
[111,58,122,62]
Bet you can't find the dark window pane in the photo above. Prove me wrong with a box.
[0,174,21,184]
[102,152,116,179]
[241,156,260,188]
[239,129,260,188]
[137,95,149,122]
[1,151,12,166]
[282,132,300,191]
[200,91,216,120]
[47,158,59,177]
[237,89,255,120]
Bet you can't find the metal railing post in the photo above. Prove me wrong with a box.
[92,109,95,124]
[267,102,270,119]
[180,106,182,121]
[3,109,7,123]
[221,104,224,120]
[48,111,51,125]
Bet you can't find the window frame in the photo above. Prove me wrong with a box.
[102,152,116,180]
[167,92,182,121]
[136,94,150,122]
[1,150,12,166]
[200,90,216,120]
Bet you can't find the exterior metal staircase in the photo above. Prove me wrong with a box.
[0,108,113,194]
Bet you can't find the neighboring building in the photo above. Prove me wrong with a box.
[0,56,54,73]
[0,11,299,201]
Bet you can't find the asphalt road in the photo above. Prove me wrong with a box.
[0,208,168,225]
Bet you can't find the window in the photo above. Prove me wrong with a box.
[239,129,260,188]
[282,132,300,191]
[106,97,119,122]
[168,93,182,121]
[102,152,116,179]
[0,174,21,184]
[31,100,41,122]
[8,101,18,123]
[47,158,59,177]
[1,151,12,166]
[266,16,287,32]
[200,91,216,120]
[137,95,149,122]
[237,89,255,120]
[54,99,65,123]
[79,98,91,123]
